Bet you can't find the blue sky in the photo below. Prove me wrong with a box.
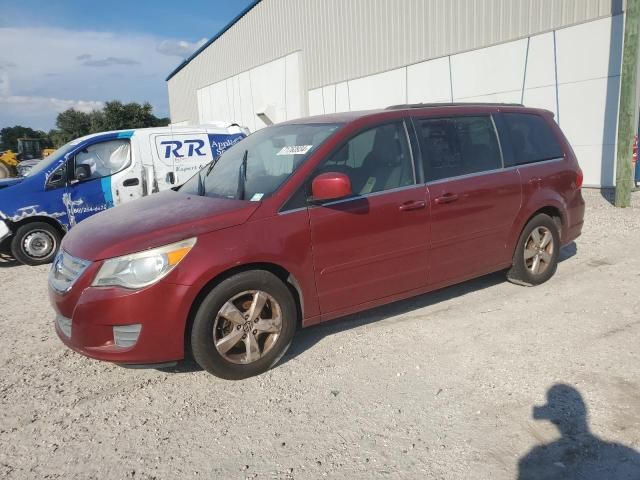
[0,0,255,130]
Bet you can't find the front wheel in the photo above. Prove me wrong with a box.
[10,222,62,266]
[507,214,560,286]
[190,270,297,380]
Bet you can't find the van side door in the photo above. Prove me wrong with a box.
[415,114,522,287]
[111,137,144,204]
[66,138,133,226]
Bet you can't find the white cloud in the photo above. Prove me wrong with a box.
[0,95,103,113]
[0,72,9,97]
[0,26,198,129]
[156,38,207,57]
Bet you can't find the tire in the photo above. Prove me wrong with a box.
[191,270,297,380]
[0,163,10,179]
[507,213,561,286]
[10,222,62,266]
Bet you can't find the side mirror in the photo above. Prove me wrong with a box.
[74,164,91,182]
[311,172,352,202]
[166,172,176,185]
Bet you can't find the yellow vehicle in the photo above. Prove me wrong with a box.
[0,138,51,179]
[0,149,18,179]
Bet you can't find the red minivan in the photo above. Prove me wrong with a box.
[49,104,585,379]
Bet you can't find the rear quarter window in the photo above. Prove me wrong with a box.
[503,113,563,166]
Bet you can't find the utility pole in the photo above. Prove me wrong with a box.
[615,0,640,207]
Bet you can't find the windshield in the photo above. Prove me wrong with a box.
[23,141,76,177]
[180,123,342,200]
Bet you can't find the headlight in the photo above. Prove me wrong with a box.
[92,238,196,289]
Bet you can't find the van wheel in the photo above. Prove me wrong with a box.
[190,270,297,380]
[507,214,560,286]
[10,222,61,266]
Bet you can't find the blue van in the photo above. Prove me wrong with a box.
[0,124,247,265]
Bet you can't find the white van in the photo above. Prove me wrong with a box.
[0,123,248,265]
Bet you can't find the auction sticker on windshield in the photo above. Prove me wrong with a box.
[277,145,313,155]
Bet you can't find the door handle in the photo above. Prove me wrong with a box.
[434,193,459,204]
[399,200,426,211]
[123,178,140,187]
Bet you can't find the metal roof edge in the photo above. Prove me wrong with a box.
[165,0,262,82]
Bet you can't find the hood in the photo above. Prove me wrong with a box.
[63,190,260,261]
[0,177,24,190]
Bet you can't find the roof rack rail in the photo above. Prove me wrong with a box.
[385,102,525,110]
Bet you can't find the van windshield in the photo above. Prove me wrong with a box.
[23,142,76,177]
[180,123,342,201]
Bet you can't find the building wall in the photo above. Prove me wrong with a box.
[168,0,623,124]
[309,15,623,186]
[167,0,626,186]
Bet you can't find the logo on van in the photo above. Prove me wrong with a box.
[160,140,207,159]
[210,135,244,156]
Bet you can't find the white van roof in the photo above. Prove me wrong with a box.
[71,123,249,145]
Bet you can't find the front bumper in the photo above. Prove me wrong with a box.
[50,263,194,365]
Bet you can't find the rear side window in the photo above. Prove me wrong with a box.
[417,116,502,182]
[503,113,563,166]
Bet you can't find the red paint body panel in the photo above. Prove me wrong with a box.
[50,263,193,363]
[49,105,585,366]
[427,169,522,285]
[309,184,430,314]
[311,172,353,201]
[63,190,259,261]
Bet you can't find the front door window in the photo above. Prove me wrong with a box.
[74,140,131,180]
[318,122,415,195]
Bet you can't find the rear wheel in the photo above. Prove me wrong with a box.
[10,222,61,266]
[507,214,560,286]
[190,270,297,380]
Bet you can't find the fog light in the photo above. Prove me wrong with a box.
[113,324,142,348]
[56,314,72,337]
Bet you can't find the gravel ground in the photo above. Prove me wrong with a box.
[0,189,639,479]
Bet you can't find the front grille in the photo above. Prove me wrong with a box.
[49,250,91,294]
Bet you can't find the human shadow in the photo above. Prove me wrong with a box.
[518,384,640,480]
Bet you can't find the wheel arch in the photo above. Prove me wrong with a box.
[509,191,568,254]
[10,215,67,237]
[183,262,304,355]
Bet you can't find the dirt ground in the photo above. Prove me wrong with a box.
[0,189,639,479]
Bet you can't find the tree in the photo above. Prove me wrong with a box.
[55,109,92,145]
[1,101,169,150]
[0,125,49,151]
[90,101,169,132]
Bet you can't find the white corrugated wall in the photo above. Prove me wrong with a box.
[167,0,624,124]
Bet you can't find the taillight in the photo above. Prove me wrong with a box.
[576,168,583,189]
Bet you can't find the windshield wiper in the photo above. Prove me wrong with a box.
[205,155,220,176]
[195,156,221,196]
[236,150,248,200]
[197,171,205,196]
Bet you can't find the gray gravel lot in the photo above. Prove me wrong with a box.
[0,189,639,479]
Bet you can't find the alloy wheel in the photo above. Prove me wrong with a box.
[524,226,554,275]
[213,290,283,364]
